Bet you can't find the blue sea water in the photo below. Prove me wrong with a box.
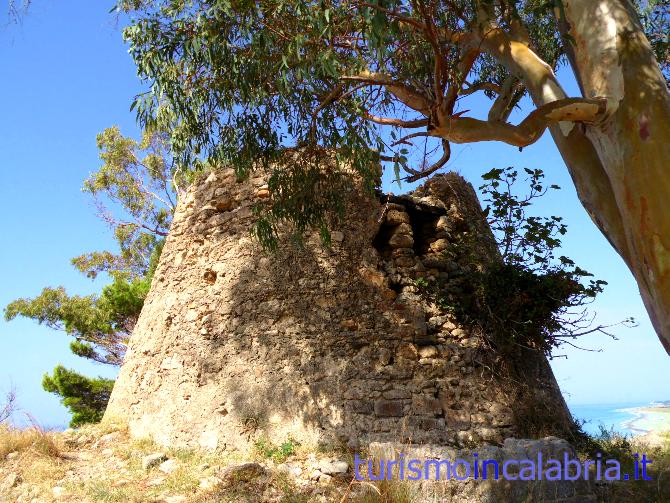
[569,402,651,437]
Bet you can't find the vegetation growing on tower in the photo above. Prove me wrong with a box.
[416,167,635,357]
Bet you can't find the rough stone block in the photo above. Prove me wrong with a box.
[374,399,405,417]
[385,210,410,225]
[388,233,414,249]
[411,395,443,416]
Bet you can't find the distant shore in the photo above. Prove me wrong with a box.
[620,404,670,443]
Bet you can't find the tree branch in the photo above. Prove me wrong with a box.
[405,140,451,182]
[461,81,502,96]
[341,71,432,114]
[430,98,607,147]
[391,131,431,146]
[487,75,523,122]
[363,114,428,128]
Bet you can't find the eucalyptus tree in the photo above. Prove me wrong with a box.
[126,0,670,352]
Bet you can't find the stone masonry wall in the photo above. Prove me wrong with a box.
[104,168,573,453]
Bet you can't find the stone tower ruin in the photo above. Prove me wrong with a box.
[105,168,573,452]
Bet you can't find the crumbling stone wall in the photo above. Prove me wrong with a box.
[105,168,573,452]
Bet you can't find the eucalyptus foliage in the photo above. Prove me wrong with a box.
[116,0,667,248]
[74,127,178,280]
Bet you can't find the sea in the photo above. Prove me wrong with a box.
[568,402,658,437]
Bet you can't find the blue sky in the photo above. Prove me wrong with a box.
[1,0,668,429]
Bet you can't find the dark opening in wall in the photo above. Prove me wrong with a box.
[372,221,397,258]
[404,206,441,257]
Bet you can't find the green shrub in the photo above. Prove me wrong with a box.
[254,436,299,463]
[426,167,632,358]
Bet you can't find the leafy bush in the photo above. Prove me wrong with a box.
[253,436,299,463]
[434,167,632,356]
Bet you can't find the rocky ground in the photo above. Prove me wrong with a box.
[3,423,670,503]
[0,424,372,503]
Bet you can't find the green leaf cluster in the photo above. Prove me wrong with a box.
[475,167,613,354]
[4,128,173,425]
[422,167,628,357]
[75,126,176,280]
[42,366,115,427]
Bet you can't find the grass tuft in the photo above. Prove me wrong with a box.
[0,423,60,459]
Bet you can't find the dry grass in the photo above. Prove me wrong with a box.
[343,479,416,503]
[3,419,670,502]
[0,422,61,459]
[583,430,670,503]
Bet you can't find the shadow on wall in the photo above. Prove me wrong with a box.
[190,170,574,450]
[103,167,574,455]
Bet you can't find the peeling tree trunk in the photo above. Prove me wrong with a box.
[558,0,670,352]
[495,0,670,354]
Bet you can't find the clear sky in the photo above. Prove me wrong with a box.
[1,0,668,429]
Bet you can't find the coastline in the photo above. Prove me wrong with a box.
[620,404,670,440]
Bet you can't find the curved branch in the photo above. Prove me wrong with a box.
[364,114,429,128]
[430,98,607,147]
[461,81,502,96]
[442,47,480,116]
[391,131,431,146]
[341,72,432,114]
[405,140,451,183]
[488,75,524,122]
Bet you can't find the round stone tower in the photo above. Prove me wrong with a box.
[104,168,573,452]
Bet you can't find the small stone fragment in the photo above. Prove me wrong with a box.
[146,476,166,486]
[199,476,222,491]
[317,460,348,474]
[159,458,179,474]
[221,462,267,483]
[276,463,302,478]
[99,431,122,444]
[142,452,168,470]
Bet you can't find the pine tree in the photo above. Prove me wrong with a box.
[4,127,178,427]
